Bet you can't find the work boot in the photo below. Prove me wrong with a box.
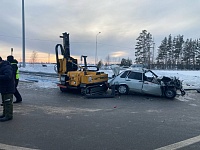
[0,116,13,122]
[0,115,5,118]
[0,99,13,122]
[13,100,22,103]
[0,104,5,118]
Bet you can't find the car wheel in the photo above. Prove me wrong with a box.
[118,85,129,95]
[164,88,176,99]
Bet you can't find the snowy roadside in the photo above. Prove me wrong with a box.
[152,70,200,89]
[18,64,200,89]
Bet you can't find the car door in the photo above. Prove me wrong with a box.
[142,71,162,96]
[125,71,143,93]
[110,70,131,85]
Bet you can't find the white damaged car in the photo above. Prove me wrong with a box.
[108,66,185,99]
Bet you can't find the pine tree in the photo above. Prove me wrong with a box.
[195,39,200,66]
[167,34,173,69]
[97,60,103,69]
[174,35,184,68]
[120,58,132,66]
[191,40,197,69]
[157,37,168,68]
[182,39,190,69]
[135,30,153,66]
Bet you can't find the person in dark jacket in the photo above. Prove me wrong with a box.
[0,56,15,121]
[7,55,22,103]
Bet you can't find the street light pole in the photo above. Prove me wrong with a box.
[95,32,101,65]
[11,48,13,55]
[22,0,26,67]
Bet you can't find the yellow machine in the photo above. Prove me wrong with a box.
[55,32,108,95]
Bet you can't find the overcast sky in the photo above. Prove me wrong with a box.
[0,0,200,64]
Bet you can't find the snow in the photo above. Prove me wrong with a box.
[153,70,200,89]
[19,64,56,74]
[19,64,200,90]
[19,64,58,88]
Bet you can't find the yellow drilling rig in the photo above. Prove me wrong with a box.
[55,32,108,95]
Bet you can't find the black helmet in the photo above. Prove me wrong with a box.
[7,55,14,63]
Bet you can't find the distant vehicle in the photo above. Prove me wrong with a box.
[42,64,47,67]
[108,67,185,99]
[120,66,130,69]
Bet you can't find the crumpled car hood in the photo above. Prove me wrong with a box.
[157,76,182,89]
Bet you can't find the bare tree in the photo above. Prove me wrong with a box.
[30,51,38,65]
[105,54,110,66]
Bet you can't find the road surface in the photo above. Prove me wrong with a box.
[0,81,200,150]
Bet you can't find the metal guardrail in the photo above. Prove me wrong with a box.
[19,70,58,78]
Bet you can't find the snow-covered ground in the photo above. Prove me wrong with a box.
[19,64,200,90]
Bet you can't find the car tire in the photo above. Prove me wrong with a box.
[164,88,176,99]
[118,85,129,95]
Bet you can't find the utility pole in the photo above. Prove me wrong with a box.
[22,0,26,67]
[152,42,155,64]
[48,53,50,63]
[95,32,101,65]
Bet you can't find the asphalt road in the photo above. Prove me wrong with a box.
[0,82,200,150]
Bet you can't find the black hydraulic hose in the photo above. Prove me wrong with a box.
[55,44,64,73]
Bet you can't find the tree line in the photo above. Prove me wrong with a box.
[135,30,200,70]
[96,29,200,70]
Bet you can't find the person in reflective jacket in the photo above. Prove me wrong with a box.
[0,56,15,122]
[7,55,22,103]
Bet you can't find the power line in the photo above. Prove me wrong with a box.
[0,34,60,42]
[0,34,22,39]
[0,34,134,50]
[98,42,133,50]
[0,34,93,43]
